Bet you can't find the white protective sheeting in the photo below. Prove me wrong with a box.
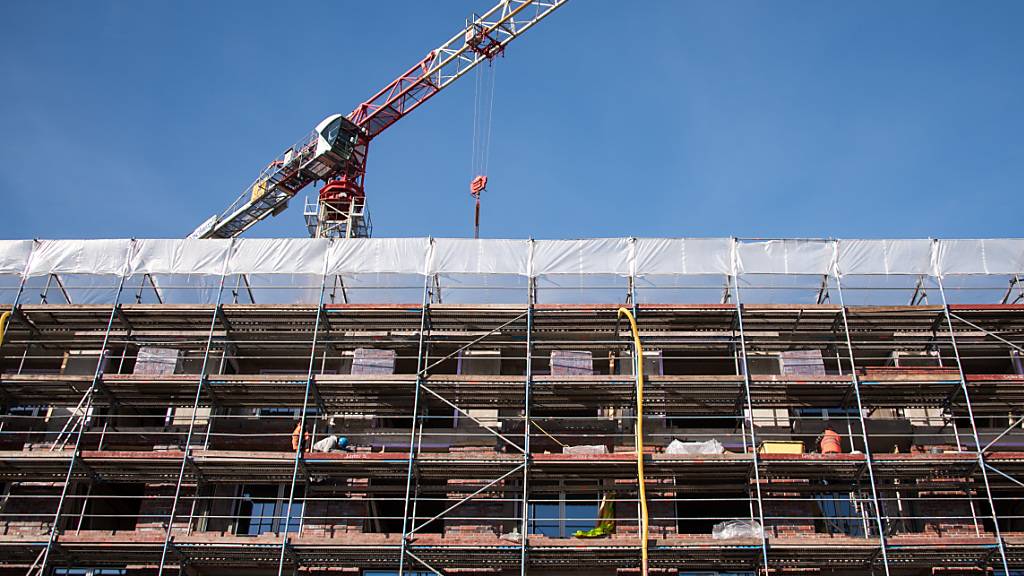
[634,238,733,276]
[327,238,430,275]
[737,240,835,275]
[130,239,232,275]
[935,239,1024,275]
[9,238,1024,279]
[26,239,133,277]
[430,238,529,275]
[228,238,329,275]
[836,239,933,276]
[0,240,34,274]
[533,238,632,276]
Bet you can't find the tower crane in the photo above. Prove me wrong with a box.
[189,0,567,240]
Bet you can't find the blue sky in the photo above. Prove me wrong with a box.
[1,1,1021,240]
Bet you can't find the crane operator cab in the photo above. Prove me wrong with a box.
[312,114,362,174]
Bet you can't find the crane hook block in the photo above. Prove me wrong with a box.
[470,175,488,196]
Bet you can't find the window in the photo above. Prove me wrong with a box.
[795,407,859,420]
[528,492,598,538]
[816,492,865,537]
[680,572,755,576]
[234,484,303,536]
[256,407,317,418]
[667,414,739,430]
[5,405,44,417]
[54,565,126,569]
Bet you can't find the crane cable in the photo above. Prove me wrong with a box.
[617,307,649,576]
[470,57,497,238]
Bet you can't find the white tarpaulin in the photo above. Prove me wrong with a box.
[737,240,834,275]
[130,239,232,275]
[227,238,329,275]
[0,240,34,275]
[430,238,529,275]
[935,239,1024,275]
[26,239,133,277]
[836,239,933,276]
[633,238,733,275]
[532,238,632,276]
[9,237,1024,279]
[327,238,429,275]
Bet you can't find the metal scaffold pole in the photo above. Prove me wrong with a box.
[276,247,332,576]
[398,272,433,576]
[833,274,892,576]
[935,274,1011,574]
[730,273,771,574]
[39,242,133,576]
[157,240,235,576]
[519,278,534,576]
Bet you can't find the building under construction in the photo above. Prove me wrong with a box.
[1,237,1024,576]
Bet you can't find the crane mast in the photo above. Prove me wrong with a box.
[191,0,566,240]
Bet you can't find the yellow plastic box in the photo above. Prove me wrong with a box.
[758,440,805,455]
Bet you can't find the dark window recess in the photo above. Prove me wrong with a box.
[676,492,750,535]
[91,407,167,429]
[79,483,144,532]
[367,480,445,534]
[367,481,405,534]
[383,405,455,429]
[412,486,447,534]
[955,414,1012,430]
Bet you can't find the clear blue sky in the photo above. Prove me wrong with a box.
[1,1,1022,240]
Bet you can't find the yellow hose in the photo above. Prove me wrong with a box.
[617,307,648,576]
[0,311,9,347]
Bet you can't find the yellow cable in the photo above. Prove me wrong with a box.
[617,307,648,576]
[0,311,9,347]
[530,420,568,448]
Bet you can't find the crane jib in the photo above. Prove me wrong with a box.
[191,0,568,240]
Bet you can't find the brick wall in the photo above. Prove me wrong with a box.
[303,490,368,537]
[137,483,192,534]
[445,478,510,537]
[763,489,817,538]
[0,483,58,536]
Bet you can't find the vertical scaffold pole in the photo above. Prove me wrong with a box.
[277,248,332,576]
[519,279,534,576]
[399,272,433,576]
[730,274,771,574]
[935,275,1011,575]
[40,241,133,575]
[833,274,892,576]
[157,240,234,576]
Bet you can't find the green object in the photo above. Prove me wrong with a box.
[573,523,614,538]
[573,494,615,538]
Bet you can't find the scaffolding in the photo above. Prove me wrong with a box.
[1,237,1024,575]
